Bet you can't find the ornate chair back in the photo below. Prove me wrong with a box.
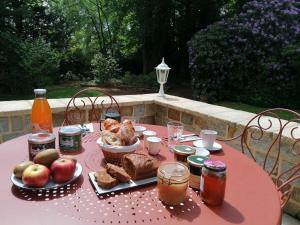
[62,87,121,127]
[218,108,300,208]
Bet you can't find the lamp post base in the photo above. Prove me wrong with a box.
[158,84,165,97]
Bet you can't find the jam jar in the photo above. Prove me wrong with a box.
[187,155,209,190]
[157,162,190,205]
[173,145,196,164]
[200,160,226,206]
[28,133,56,160]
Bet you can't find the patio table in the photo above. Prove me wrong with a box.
[0,124,281,225]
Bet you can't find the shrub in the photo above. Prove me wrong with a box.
[189,0,300,108]
[91,53,121,84]
[20,37,61,89]
[121,72,157,89]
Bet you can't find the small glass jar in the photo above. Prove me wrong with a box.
[59,126,82,152]
[200,160,226,206]
[28,133,56,160]
[187,155,209,190]
[157,162,190,205]
[173,145,196,164]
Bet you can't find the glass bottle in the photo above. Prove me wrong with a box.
[31,89,53,133]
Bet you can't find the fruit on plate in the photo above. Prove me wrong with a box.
[51,158,76,183]
[13,161,34,179]
[33,148,60,167]
[22,164,50,187]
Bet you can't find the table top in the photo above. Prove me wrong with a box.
[0,124,281,225]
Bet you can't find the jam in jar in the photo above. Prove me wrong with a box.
[200,160,226,206]
[157,162,190,205]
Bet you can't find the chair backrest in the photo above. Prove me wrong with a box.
[62,87,121,126]
[218,108,300,208]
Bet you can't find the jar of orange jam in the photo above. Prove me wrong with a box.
[157,162,190,205]
[200,160,226,206]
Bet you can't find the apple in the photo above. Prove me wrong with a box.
[51,158,76,183]
[22,164,50,188]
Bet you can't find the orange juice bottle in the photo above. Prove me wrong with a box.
[31,89,53,133]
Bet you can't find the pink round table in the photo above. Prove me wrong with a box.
[0,124,281,225]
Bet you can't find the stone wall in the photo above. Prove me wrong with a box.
[0,93,299,218]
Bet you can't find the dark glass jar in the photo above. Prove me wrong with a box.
[200,160,226,206]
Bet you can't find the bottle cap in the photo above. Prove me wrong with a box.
[34,89,47,94]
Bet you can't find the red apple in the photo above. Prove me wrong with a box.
[22,164,50,188]
[51,158,76,183]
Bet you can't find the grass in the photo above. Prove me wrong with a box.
[0,86,100,101]
[217,101,299,121]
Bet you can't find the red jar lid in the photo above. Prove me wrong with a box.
[204,160,226,172]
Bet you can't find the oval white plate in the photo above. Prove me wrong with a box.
[193,140,222,152]
[11,163,82,190]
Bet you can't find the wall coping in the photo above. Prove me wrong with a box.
[0,93,299,139]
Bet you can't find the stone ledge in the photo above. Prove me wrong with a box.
[1,94,300,140]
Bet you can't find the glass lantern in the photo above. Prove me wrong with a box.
[155,58,171,97]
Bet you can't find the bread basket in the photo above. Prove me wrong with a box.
[96,138,140,164]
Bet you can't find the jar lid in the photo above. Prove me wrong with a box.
[106,112,120,118]
[204,160,226,172]
[28,133,55,144]
[158,162,190,183]
[187,155,209,168]
[59,126,82,135]
[173,145,195,155]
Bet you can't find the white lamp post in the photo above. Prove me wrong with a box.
[155,58,171,97]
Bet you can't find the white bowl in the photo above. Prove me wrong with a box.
[134,126,146,137]
[96,138,140,153]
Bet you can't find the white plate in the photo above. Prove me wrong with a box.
[11,163,82,190]
[89,172,157,195]
[193,140,222,152]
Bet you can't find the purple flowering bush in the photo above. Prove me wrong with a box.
[188,0,300,107]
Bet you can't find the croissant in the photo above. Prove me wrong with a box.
[102,130,124,146]
[118,119,135,145]
[103,118,120,133]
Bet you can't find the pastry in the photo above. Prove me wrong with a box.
[103,118,120,133]
[118,119,135,145]
[106,163,131,182]
[101,130,123,146]
[95,168,118,189]
[122,153,159,180]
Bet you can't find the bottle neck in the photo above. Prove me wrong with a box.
[35,93,46,99]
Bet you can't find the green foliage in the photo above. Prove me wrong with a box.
[20,38,61,88]
[91,53,121,83]
[121,72,157,89]
[189,0,300,108]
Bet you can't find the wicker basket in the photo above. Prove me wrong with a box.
[96,138,140,164]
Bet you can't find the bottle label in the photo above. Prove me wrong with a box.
[32,123,52,133]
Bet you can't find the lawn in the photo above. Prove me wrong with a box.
[0,86,100,101]
[217,102,299,121]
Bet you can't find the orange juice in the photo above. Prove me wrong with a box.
[31,89,53,133]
